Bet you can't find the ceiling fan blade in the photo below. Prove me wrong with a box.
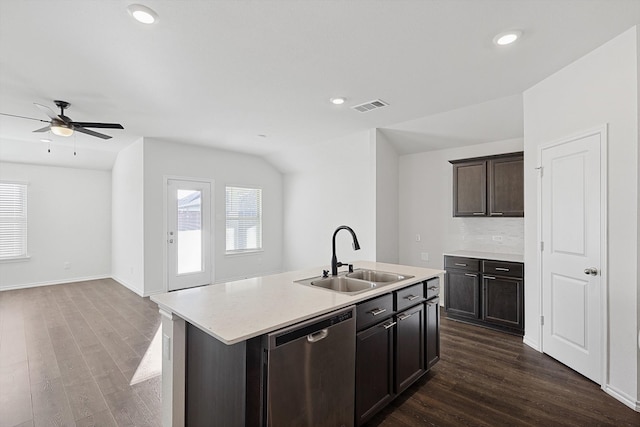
[32,126,51,133]
[70,122,124,129]
[34,103,58,120]
[74,127,112,140]
[0,112,49,123]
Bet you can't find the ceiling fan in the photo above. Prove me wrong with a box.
[0,100,124,140]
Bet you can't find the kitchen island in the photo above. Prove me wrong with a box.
[151,261,444,426]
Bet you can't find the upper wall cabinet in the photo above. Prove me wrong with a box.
[450,152,524,217]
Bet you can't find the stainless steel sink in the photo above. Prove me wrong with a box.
[295,269,414,295]
[346,269,412,283]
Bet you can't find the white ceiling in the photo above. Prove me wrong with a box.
[1,0,638,170]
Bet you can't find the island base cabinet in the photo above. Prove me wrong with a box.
[425,297,440,370]
[355,320,395,426]
[395,304,425,394]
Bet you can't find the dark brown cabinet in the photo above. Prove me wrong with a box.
[395,304,425,394]
[451,152,523,217]
[355,279,441,426]
[444,255,524,335]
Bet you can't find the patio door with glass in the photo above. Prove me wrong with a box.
[167,179,212,291]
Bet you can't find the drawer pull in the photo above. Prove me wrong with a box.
[484,275,496,280]
[382,321,396,330]
[454,263,467,267]
[369,308,387,316]
[464,273,476,277]
[473,212,484,215]
[397,313,413,321]
[491,212,504,216]
[428,286,438,291]
[405,295,420,301]
[495,267,510,272]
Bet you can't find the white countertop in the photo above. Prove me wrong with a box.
[443,250,524,263]
[151,261,444,345]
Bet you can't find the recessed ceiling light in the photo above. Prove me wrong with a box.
[493,30,522,46]
[127,4,158,24]
[258,134,267,138]
[330,97,346,105]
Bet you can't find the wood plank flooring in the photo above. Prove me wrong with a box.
[366,316,640,427]
[0,279,162,427]
[1,279,639,426]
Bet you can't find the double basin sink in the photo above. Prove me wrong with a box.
[295,269,414,295]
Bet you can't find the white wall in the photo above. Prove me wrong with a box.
[523,26,638,407]
[280,130,377,271]
[398,138,524,270]
[111,139,145,295]
[374,130,399,264]
[142,139,283,295]
[0,162,111,289]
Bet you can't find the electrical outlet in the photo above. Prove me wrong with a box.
[492,235,503,242]
[420,252,429,261]
[415,234,421,242]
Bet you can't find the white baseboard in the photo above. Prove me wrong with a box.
[604,384,640,411]
[0,275,110,292]
[111,275,145,297]
[523,336,541,352]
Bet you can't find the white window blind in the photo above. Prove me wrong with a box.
[0,182,28,259]
[225,186,262,253]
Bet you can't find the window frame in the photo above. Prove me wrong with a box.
[0,181,29,262]
[225,185,263,255]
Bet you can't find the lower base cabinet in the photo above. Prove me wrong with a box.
[355,279,441,426]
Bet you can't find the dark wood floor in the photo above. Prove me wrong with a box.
[0,279,162,427]
[366,316,640,427]
[2,280,639,427]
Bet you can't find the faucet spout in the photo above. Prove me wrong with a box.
[331,225,361,276]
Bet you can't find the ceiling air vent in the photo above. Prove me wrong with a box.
[351,99,389,113]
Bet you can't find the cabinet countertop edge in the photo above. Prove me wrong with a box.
[443,250,524,264]
[151,261,444,345]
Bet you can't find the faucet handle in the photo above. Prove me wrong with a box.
[322,269,329,278]
[348,264,354,273]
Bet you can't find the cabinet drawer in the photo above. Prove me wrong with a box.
[483,260,523,278]
[357,293,394,331]
[444,256,480,272]
[395,283,424,312]
[425,277,440,300]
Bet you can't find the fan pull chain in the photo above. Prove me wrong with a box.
[74,133,77,156]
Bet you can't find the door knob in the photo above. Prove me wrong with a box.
[584,267,598,276]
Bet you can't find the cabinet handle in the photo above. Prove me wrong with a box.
[464,273,476,277]
[428,286,438,291]
[454,263,467,267]
[397,313,413,321]
[484,275,496,280]
[427,300,437,306]
[473,212,484,215]
[491,212,504,216]
[405,295,420,301]
[369,308,387,316]
[382,321,397,329]
[495,267,510,271]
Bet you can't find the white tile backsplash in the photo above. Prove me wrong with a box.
[447,217,524,255]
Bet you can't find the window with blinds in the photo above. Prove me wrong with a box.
[0,182,28,260]
[225,186,262,253]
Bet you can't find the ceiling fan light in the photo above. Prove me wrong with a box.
[51,125,74,137]
[127,4,158,24]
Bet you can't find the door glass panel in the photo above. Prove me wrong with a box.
[177,189,202,274]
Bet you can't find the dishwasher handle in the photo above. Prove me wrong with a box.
[307,329,329,343]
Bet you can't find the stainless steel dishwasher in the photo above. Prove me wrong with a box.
[262,305,356,427]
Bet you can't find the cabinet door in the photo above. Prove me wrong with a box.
[355,320,395,426]
[452,160,486,216]
[488,155,524,216]
[445,270,481,319]
[395,304,425,394]
[425,298,440,370]
[482,275,524,331]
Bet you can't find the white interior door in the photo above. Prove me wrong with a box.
[167,179,212,291]
[540,129,605,384]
